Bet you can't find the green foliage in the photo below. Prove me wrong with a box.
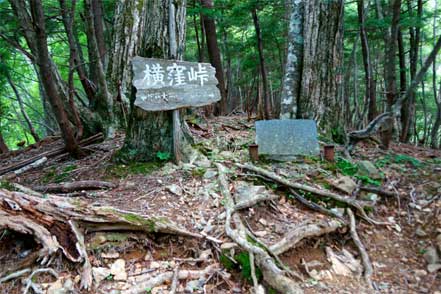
[336,158,358,176]
[0,181,14,191]
[42,165,77,183]
[220,254,236,270]
[234,252,263,282]
[156,151,171,161]
[354,175,381,186]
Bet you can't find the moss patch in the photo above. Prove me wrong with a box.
[105,162,161,179]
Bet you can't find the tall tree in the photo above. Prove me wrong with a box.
[357,0,377,121]
[200,0,227,115]
[115,0,188,162]
[298,0,344,133]
[28,0,82,155]
[280,0,303,119]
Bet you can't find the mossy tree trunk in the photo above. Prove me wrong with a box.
[112,0,187,162]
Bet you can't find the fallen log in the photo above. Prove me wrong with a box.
[0,157,47,181]
[0,133,103,177]
[236,163,387,225]
[0,188,201,289]
[32,180,117,193]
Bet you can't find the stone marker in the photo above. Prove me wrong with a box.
[132,57,221,111]
[255,119,320,159]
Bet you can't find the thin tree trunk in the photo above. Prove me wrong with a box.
[84,0,113,131]
[3,65,40,142]
[193,0,203,62]
[280,0,303,119]
[91,0,106,67]
[0,131,8,154]
[200,0,227,115]
[358,0,377,121]
[59,0,95,104]
[29,0,82,156]
[252,8,272,119]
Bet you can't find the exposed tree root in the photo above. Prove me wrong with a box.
[347,209,374,289]
[236,163,388,225]
[32,180,117,193]
[217,163,303,294]
[270,219,344,255]
[122,264,220,294]
[0,189,203,289]
[23,268,58,294]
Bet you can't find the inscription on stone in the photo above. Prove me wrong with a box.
[132,57,221,111]
[255,119,320,159]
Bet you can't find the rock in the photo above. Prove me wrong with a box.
[47,279,64,294]
[203,169,218,179]
[221,242,238,250]
[185,279,206,292]
[258,218,268,226]
[150,261,161,269]
[101,251,120,259]
[110,259,127,281]
[331,176,357,194]
[254,231,267,237]
[166,184,183,196]
[92,267,111,285]
[194,156,211,168]
[219,151,235,160]
[199,249,212,260]
[414,269,427,277]
[358,160,382,179]
[427,263,441,273]
[63,279,73,292]
[415,227,428,237]
[423,247,439,264]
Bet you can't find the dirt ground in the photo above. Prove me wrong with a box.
[1,115,440,294]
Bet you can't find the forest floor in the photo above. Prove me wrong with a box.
[1,115,441,294]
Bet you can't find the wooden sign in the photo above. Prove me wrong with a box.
[132,57,221,111]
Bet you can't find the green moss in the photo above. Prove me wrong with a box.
[105,162,161,179]
[220,253,236,270]
[0,181,14,191]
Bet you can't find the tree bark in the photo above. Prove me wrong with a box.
[200,0,227,115]
[91,0,106,67]
[115,0,188,162]
[299,0,344,133]
[358,0,377,121]
[0,132,9,154]
[29,0,82,156]
[401,0,422,142]
[252,8,272,119]
[84,0,113,131]
[280,0,304,119]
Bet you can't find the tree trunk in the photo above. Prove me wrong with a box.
[252,8,272,119]
[280,0,303,119]
[91,0,106,67]
[84,0,114,131]
[401,0,422,142]
[0,132,9,154]
[380,0,401,148]
[358,0,377,122]
[28,0,82,156]
[59,0,96,105]
[200,0,227,115]
[299,0,344,133]
[115,0,188,162]
[3,65,40,142]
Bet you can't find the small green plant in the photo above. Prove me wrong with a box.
[105,274,114,281]
[156,151,171,161]
[355,175,381,186]
[336,158,358,176]
[234,252,263,282]
[145,288,152,294]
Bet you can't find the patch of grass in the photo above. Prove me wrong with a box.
[105,162,161,178]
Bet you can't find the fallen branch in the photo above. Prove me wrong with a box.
[32,180,117,193]
[0,157,47,181]
[0,268,31,283]
[169,265,179,294]
[122,264,220,294]
[0,133,103,177]
[0,189,203,289]
[217,163,303,294]
[360,185,396,198]
[347,209,374,289]
[269,219,343,255]
[236,163,386,225]
[234,193,279,211]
